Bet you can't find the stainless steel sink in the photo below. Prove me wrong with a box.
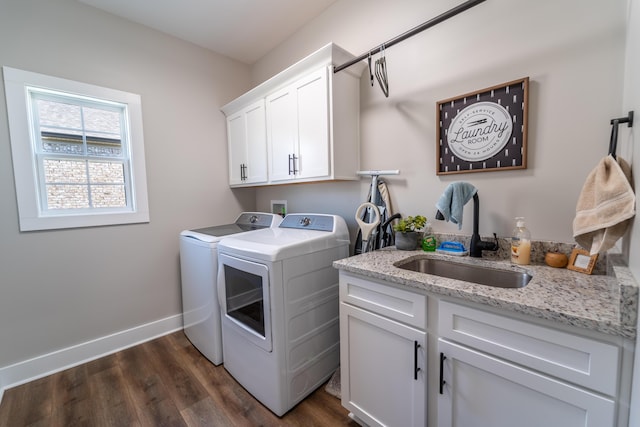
[396,257,532,288]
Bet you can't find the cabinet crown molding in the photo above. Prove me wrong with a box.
[221,43,365,116]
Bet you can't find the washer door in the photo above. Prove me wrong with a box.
[218,252,272,352]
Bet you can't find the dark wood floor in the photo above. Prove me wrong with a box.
[0,331,358,427]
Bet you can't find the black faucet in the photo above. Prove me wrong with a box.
[436,192,499,258]
[469,193,499,257]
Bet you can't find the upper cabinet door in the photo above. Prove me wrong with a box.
[266,86,297,183]
[226,100,268,187]
[266,68,330,183]
[243,100,268,184]
[226,110,248,186]
[294,67,329,180]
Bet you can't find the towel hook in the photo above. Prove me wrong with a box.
[608,111,634,159]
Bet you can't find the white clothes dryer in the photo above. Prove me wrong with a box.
[217,214,350,416]
[179,212,282,365]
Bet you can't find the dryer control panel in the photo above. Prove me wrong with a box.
[280,214,334,231]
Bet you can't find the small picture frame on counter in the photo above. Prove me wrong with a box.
[567,248,598,274]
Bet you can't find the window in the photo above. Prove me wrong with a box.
[3,67,149,231]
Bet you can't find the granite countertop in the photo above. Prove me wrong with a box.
[333,248,638,340]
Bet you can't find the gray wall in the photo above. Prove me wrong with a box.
[0,0,254,371]
[254,0,629,245]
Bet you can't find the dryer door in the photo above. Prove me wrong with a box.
[218,252,272,352]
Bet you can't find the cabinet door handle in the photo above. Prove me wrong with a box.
[439,352,447,394]
[240,163,246,180]
[414,341,421,380]
[288,154,293,175]
[293,154,299,174]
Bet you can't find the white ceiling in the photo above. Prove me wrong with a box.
[77,0,339,64]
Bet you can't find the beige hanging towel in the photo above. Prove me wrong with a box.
[573,154,635,255]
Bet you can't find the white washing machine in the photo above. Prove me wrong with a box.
[179,212,282,365]
[217,214,350,416]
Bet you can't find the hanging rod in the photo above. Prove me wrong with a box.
[333,0,487,74]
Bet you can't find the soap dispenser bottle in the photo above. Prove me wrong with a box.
[511,217,531,265]
[422,222,436,252]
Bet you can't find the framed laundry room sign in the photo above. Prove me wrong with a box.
[436,77,529,175]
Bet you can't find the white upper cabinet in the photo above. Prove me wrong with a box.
[221,43,364,187]
[265,83,297,182]
[226,100,268,186]
[267,68,329,183]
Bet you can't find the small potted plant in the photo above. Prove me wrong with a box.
[393,215,427,250]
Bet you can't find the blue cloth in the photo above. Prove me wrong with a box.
[435,182,477,229]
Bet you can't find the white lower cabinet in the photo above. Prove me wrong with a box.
[437,338,615,427]
[437,300,622,427]
[341,304,426,427]
[339,272,427,427]
[338,271,632,427]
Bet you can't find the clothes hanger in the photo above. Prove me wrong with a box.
[367,51,374,86]
[375,45,389,97]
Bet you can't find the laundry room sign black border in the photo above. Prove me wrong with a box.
[436,77,529,175]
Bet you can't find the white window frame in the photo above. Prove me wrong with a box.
[3,66,150,231]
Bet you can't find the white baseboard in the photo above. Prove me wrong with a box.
[0,313,183,405]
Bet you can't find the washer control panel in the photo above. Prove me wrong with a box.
[236,212,280,228]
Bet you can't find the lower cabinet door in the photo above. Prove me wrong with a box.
[340,303,426,427]
[437,339,616,427]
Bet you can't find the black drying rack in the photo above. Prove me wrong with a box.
[608,111,634,159]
